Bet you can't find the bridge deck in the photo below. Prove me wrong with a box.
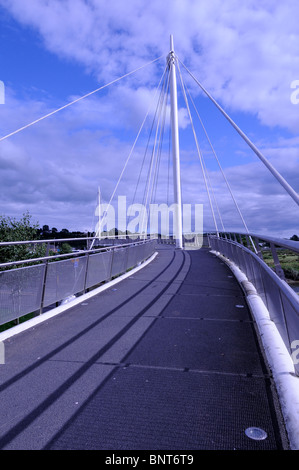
[0,246,289,450]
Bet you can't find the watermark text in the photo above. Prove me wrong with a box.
[291,340,299,364]
[290,80,299,104]
[95,196,203,249]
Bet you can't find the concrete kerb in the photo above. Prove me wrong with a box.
[211,250,299,450]
[0,252,158,343]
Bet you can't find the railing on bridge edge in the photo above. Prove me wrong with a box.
[0,237,157,328]
[208,232,299,375]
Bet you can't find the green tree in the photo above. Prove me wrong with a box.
[59,243,72,254]
[0,211,43,265]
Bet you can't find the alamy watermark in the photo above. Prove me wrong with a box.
[0,341,4,365]
[290,80,299,104]
[95,196,204,249]
[0,80,5,104]
[291,340,299,365]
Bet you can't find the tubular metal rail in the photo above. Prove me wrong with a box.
[208,232,299,374]
[0,237,156,327]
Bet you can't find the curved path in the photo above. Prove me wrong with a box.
[0,246,289,450]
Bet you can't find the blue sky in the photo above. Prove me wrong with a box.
[0,0,298,237]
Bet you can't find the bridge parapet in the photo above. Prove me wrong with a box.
[0,237,156,328]
[209,232,299,375]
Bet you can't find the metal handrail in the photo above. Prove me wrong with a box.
[0,236,93,247]
[208,233,299,374]
[217,231,299,254]
[212,236,299,303]
[0,234,155,247]
[0,238,157,326]
[0,238,155,269]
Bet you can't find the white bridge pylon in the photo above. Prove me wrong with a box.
[168,35,183,249]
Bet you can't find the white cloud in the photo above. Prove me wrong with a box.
[1,0,299,131]
[0,85,298,236]
[0,0,298,236]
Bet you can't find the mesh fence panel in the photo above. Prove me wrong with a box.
[211,236,299,374]
[0,241,156,325]
[133,244,146,265]
[127,245,139,270]
[144,240,155,260]
[43,256,87,307]
[280,291,299,347]
[0,264,45,325]
[85,251,112,289]
[111,248,127,278]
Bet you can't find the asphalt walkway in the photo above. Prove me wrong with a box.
[0,246,289,450]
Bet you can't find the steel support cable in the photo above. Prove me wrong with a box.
[152,106,167,205]
[189,94,258,252]
[150,68,171,207]
[182,89,226,232]
[178,78,225,231]
[182,88,226,232]
[97,63,168,242]
[140,82,166,234]
[141,64,170,235]
[181,69,258,252]
[185,88,256,235]
[141,69,169,210]
[145,71,170,236]
[130,65,170,217]
[92,61,169,247]
[143,64,168,208]
[0,56,164,143]
[176,60,219,236]
[167,119,171,206]
[178,59,299,207]
[200,151,226,232]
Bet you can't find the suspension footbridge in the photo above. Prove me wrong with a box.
[0,37,298,451]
